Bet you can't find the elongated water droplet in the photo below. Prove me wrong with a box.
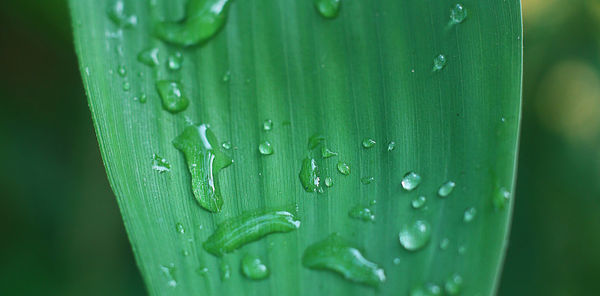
[241,254,269,280]
[258,141,274,155]
[348,205,375,222]
[493,187,511,210]
[433,54,447,72]
[220,262,231,281]
[122,81,130,91]
[314,0,341,19]
[337,161,351,176]
[175,222,185,234]
[203,210,300,256]
[107,0,138,28]
[299,157,321,192]
[411,196,427,209]
[439,238,450,250]
[321,146,337,158]
[438,181,456,197]
[308,134,325,149]
[302,233,386,286]
[262,119,273,131]
[221,141,232,150]
[155,0,233,47]
[173,124,233,212]
[387,141,396,151]
[362,138,376,149]
[410,283,442,296]
[152,154,171,173]
[168,51,183,71]
[401,172,421,191]
[156,80,189,113]
[361,176,375,185]
[450,4,467,24]
[325,177,334,187]
[399,220,431,251]
[195,266,209,276]
[117,65,127,77]
[463,207,477,223]
[138,48,160,67]
[160,264,177,287]
[444,273,463,295]
[222,71,231,82]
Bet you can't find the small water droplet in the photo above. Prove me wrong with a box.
[463,207,477,223]
[152,154,171,173]
[337,161,351,176]
[348,205,375,222]
[433,54,447,72]
[437,181,456,197]
[387,141,396,151]
[156,80,189,113]
[362,138,376,149]
[314,0,341,19]
[439,238,450,250]
[411,196,427,209]
[299,157,321,192]
[160,263,177,287]
[222,141,232,150]
[241,254,269,280]
[399,220,431,251]
[220,262,231,281]
[258,141,274,155]
[262,119,273,131]
[458,246,466,255]
[444,273,463,295]
[321,146,337,158]
[122,81,130,91]
[117,65,127,77]
[393,257,401,265]
[168,51,183,71]
[410,283,442,296]
[401,172,421,191]
[361,176,375,185]
[450,4,468,24]
[195,266,209,276]
[324,177,334,187]
[107,0,138,28]
[137,48,160,67]
[182,250,189,256]
[222,71,231,82]
[308,134,325,149]
[175,222,185,234]
[493,187,511,210]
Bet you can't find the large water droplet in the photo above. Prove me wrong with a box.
[155,0,233,47]
[156,80,189,113]
[348,205,375,222]
[437,181,456,197]
[173,124,233,212]
[399,220,431,251]
[463,207,477,223]
[302,233,386,286]
[262,119,273,131]
[410,283,442,296]
[107,0,138,28]
[401,172,421,191]
[321,146,337,158]
[337,161,351,176]
[411,196,427,209]
[362,138,376,149]
[444,273,463,295]
[433,54,447,72]
[493,187,511,210]
[299,157,321,192]
[138,48,160,67]
[450,4,467,24]
[203,210,300,256]
[152,153,171,173]
[241,254,269,280]
[314,0,341,19]
[168,51,183,71]
[258,141,274,155]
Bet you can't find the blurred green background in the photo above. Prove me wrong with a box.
[1,0,598,295]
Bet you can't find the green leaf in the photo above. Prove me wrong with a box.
[69,0,522,295]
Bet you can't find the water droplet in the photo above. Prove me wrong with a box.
[369,199,377,206]
[137,48,160,67]
[134,94,148,104]
[411,196,427,209]
[450,4,467,24]
[168,51,183,71]
[203,210,300,256]
[393,257,401,265]
[182,250,189,256]
[122,81,130,91]
[175,222,185,234]
[117,65,127,77]
[152,154,171,173]
[160,263,177,287]
[348,205,375,222]
[361,176,375,185]
[401,172,421,191]
[493,187,511,210]
[433,54,447,72]
[463,207,477,223]
[439,238,450,250]
[324,177,334,187]
[321,146,338,158]
[195,266,209,276]
[437,181,456,197]
[410,283,442,296]
[362,138,376,149]
[155,0,233,47]
[221,141,232,150]
[299,157,321,192]
[444,273,463,295]
[107,0,138,28]
[156,80,189,113]
[241,254,269,280]
[337,161,351,175]
[399,220,431,251]
[220,262,231,281]
[387,141,396,151]
[314,0,341,19]
[258,141,274,155]
[458,246,466,254]
[302,233,386,286]
[262,119,273,131]
[222,71,231,82]
[308,134,325,149]
[173,124,233,212]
